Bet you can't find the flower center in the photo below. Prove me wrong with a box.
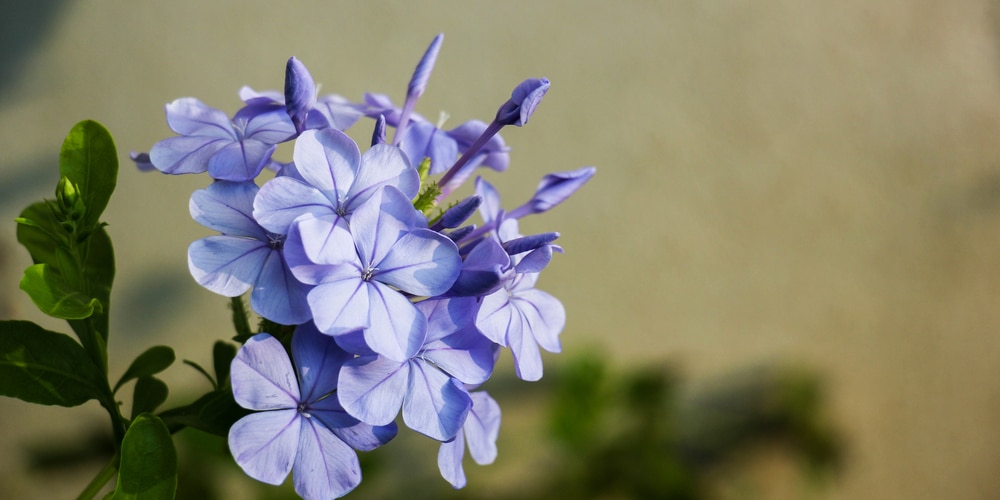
[267,233,285,250]
[360,266,377,281]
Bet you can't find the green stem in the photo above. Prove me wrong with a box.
[76,451,119,500]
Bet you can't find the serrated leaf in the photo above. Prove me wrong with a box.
[60,120,118,230]
[0,320,105,406]
[131,377,169,419]
[110,414,176,500]
[114,346,174,394]
[19,264,102,320]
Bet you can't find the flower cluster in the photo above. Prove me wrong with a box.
[137,34,594,499]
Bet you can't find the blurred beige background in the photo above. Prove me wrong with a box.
[3,1,1000,498]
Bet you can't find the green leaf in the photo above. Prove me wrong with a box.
[131,377,169,420]
[0,320,105,406]
[19,263,102,319]
[15,201,64,267]
[213,341,237,388]
[158,389,248,437]
[60,120,118,230]
[110,414,176,500]
[114,346,175,394]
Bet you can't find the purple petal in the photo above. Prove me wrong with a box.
[437,431,467,489]
[465,392,501,465]
[407,33,443,100]
[448,120,510,172]
[508,166,596,219]
[495,78,550,127]
[228,410,300,485]
[250,251,312,326]
[207,139,275,181]
[149,136,228,175]
[187,236,269,297]
[241,106,297,144]
[514,245,553,274]
[447,237,510,297]
[253,176,338,235]
[164,98,236,139]
[292,322,352,402]
[292,417,361,500]
[417,297,479,343]
[399,122,458,175]
[189,181,266,239]
[285,57,317,134]
[130,151,156,172]
[309,396,398,451]
[474,177,502,225]
[338,355,409,426]
[314,94,364,131]
[403,361,471,441]
[293,128,361,204]
[231,334,299,410]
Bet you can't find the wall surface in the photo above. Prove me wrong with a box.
[2,1,1000,498]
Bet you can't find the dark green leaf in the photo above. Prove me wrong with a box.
[182,359,216,389]
[158,389,248,437]
[110,413,176,500]
[60,120,118,230]
[114,346,174,394]
[77,224,115,341]
[20,263,102,320]
[131,377,169,420]
[0,320,105,406]
[15,201,64,267]
[213,341,237,388]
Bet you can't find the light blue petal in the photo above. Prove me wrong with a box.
[376,228,461,296]
[283,216,358,286]
[507,311,543,381]
[293,128,360,204]
[230,334,299,410]
[366,282,426,361]
[149,136,228,175]
[293,417,361,500]
[228,410,299,485]
[403,361,471,441]
[207,139,274,181]
[165,98,236,139]
[338,355,409,426]
[243,106,297,144]
[465,392,501,465]
[347,144,420,208]
[514,289,565,354]
[437,431,467,489]
[422,327,497,385]
[253,176,336,235]
[475,289,513,346]
[189,180,266,239]
[187,236,268,297]
[307,279,370,336]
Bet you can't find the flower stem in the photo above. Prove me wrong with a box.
[76,452,119,500]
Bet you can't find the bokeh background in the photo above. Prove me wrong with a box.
[3,1,1000,498]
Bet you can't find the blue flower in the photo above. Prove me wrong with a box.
[149,98,295,181]
[336,297,496,441]
[438,391,502,489]
[283,186,462,361]
[252,128,419,235]
[228,327,397,500]
[186,180,310,325]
